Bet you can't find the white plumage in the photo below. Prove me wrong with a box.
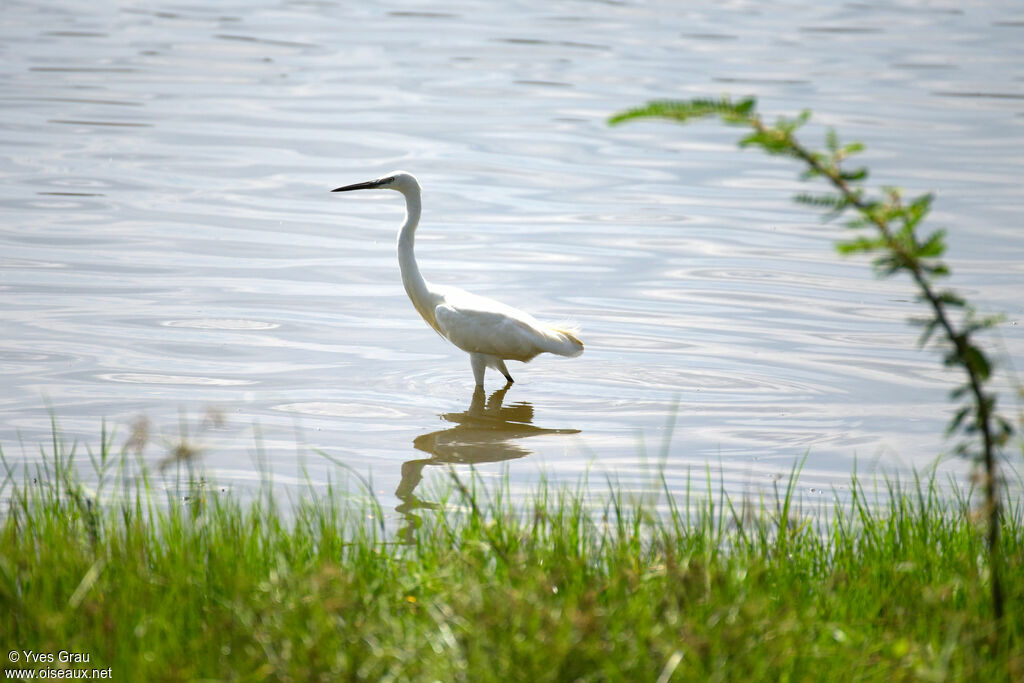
[332,171,583,387]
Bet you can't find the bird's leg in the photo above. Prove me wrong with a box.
[495,359,514,384]
[470,353,487,387]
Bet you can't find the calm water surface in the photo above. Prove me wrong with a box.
[2,0,1022,516]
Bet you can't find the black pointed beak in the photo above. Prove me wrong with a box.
[331,177,392,192]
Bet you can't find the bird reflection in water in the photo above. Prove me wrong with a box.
[396,384,579,542]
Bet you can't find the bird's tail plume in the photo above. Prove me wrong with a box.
[546,324,584,358]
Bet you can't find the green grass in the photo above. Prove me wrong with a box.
[1,430,1022,681]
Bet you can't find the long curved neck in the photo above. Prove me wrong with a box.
[396,184,440,330]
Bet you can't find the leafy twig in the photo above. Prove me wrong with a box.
[610,96,1012,620]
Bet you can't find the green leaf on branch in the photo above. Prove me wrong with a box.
[740,128,795,156]
[917,230,946,259]
[871,254,904,277]
[904,193,934,229]
[838,167,868,182]
[607,97,757,126]
[836,236,887,255]
[910,316,941,347]
[826,128,839,152]
[935,290,965,308]
[794,192,849,216]
[969,313,1005,333]
[948,406,971,435]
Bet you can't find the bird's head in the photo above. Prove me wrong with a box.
[332,171,419,195]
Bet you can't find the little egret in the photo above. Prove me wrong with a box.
[332,171,583,387]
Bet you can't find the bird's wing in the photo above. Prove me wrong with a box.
[434,299,548,362]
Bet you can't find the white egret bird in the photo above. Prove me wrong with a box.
[332,171,583,387]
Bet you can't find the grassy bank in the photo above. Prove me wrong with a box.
[1,445,1022,681]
